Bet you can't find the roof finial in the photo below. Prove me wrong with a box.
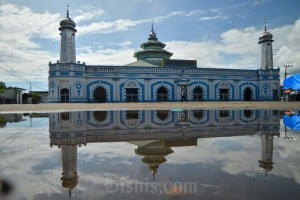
[148,20,157,40]
[151,19,154,33]
[67,4,69,18]
[264,20,267,32]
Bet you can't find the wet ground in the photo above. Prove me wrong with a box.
[0,101,300,113]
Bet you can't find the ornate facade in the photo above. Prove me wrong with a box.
[48,11,280,103]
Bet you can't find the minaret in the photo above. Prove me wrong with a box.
[258,23,274,70]
[61,145,78,198]
[258,135,274,177]
[59,5,77,63]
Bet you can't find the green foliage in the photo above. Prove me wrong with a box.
[31,93,41,104]
[0,116,7,128]
[0,81,6,93]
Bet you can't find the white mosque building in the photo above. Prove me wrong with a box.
[48,10,280,103]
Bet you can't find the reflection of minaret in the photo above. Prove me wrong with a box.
[133,141,174,181]
[61,145,78,198]
[258,135,274,177]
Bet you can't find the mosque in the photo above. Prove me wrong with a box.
[48,10,280,103]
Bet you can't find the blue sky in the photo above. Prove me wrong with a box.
[0,0,300,91]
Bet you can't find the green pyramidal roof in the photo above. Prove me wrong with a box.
[133,25,173,66]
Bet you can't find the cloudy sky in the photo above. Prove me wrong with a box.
[0,0,300,90]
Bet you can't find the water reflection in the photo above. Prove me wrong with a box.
[49,110,280,196]
[0,114,24,127]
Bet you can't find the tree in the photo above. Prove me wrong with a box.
[0,81,6,93]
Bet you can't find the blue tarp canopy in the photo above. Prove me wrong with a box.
[283,115,300,131]
[283,74,300,90]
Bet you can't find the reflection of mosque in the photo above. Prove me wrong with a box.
[49,110,279,196]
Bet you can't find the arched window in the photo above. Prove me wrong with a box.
[60,88,69,103]
[219,82,230,101]
[94,86,107,102]
[157,87,168,102]
[125,81,139,102]
[193,87,203,101]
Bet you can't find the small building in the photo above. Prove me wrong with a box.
[0,87,25,104]
[31,91,49,103]
[48,10,280,103]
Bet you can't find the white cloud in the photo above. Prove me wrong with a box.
[185,9,204,17]
[198,15,227,21]
[76,10,187,36]
[272,19,300,75]
[77,19,145,35]
[0,4,59,84]
[74,5,104,24]
[166,19,300,77]
[77,46,135,65]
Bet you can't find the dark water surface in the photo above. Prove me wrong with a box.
[0,110,299,200]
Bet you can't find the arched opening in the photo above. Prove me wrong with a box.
[244,87,252,101]
[93,111,107,122]
[243,110,252,118]
[157,87,168,102]
[126,111,139,120]
[94,86,106,102]
[273,89,278,100]
[219,110,229,118]
[193,87,203,101]
[60,112,69,121]
[157,110,168,121]
[193,110,203,120]
[60,88,69,103]
[125,88,138,102]
[220,89,229,101]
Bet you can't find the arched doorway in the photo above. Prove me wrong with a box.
[157,110,169,121]
[93,111,107,122]
[193,87,203,101]
[94,86,106,102]
[60,88,69,103]
[244,87,252,101]
[157,87,168,102]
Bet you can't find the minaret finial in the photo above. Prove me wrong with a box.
[148,20,157,40]
[264,20,267,32]
[67,4,69,18]
[151,19,154,33]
